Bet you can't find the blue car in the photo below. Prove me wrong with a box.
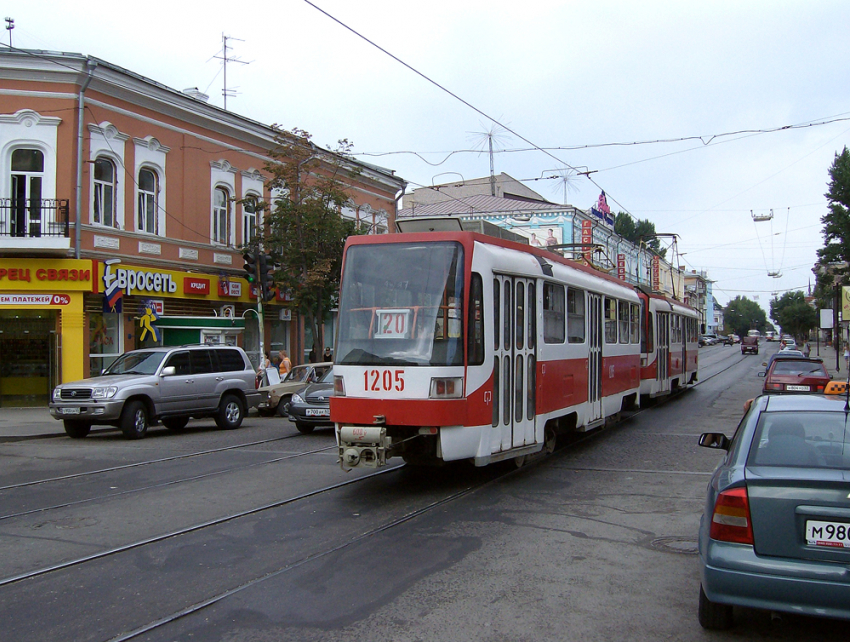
[697,391,850,629]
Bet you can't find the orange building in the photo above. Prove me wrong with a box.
[0,49,406,406]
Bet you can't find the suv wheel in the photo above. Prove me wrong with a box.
[216,394,244,430]
[162,417,189,432]
[64,420,91,439]
[121,400,149,439]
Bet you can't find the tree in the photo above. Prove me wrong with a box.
[259,128,364,356]
[723,296,767,337]
[613,213,667,259]
[816,147,850,298]
[770,291,817,340]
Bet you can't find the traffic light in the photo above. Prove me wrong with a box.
[258,253,275,301]
[243,250,258,285]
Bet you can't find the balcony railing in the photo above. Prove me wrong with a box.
[0,199,69,238]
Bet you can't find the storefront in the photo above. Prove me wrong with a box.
[0,259,94,407]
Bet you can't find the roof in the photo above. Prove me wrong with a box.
[398,194,578,218]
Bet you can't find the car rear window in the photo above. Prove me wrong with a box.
[215,349,247,372]
[771,361,828,376]
[749,411,850,469]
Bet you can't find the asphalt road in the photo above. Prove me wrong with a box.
[1,343,848,641]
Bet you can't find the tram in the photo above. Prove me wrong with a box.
[331,225,698,470]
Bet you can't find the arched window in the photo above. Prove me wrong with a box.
[11,148,44,237]
[138,168,158,234]
[93,157,116,227]
[213,186,230,245]
[243,193,259,244]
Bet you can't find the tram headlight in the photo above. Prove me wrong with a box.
[429,377,463,399]
[334,376,346,397]
[91,386,118,399]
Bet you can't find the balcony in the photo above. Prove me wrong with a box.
[0,199,71,252]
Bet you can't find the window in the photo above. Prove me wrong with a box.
[467,273,484,366]
[137,168,158,234]
[11,148,44,237]
[89,312,121,376]
[567,288,586,343]
[213,186,230,245]
[630,303,640,344]
[516,281,525,350]
[618,300,630,344]
[243,195,259,245]
[604,297,618,344]
[93,158,116,227]
[543,283,565,344]
[493,278,500,351]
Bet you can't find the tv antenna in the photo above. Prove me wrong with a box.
[214,33,250,110]
[5,17,13,48]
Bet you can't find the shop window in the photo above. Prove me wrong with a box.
[89,312,121,376]
[93,158,117,228]
[137,168,158,234]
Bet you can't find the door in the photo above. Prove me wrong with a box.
[158,350,200,414]
[492,275,537,453]
[657,312,670,394]
[587,293,603,423]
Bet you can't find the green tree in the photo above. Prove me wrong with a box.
[769,291,817,340]
[723,296,767,337]
[613,213,667,259]
[259,128,364,355]
[816,147,850,301]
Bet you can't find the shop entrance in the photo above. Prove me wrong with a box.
[0,310,59,407]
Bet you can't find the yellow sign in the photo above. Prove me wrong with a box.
[97,262,256,303]
[0,259,95,292]
[843,286,850,321]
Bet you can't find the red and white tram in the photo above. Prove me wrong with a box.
[331,228,697,470]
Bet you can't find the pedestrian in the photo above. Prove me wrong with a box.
[323,347,332,362]
[278,349,291,375]
[845,347,849,368]
[308,345,317,363]
[257,351,271,387]
[803,342,810,357]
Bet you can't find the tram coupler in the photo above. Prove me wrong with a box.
[338,426,391,471]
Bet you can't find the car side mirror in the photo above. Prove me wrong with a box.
[699,432,730,450]
[161,366,177,377]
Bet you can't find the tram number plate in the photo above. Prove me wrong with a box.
[375,309,410,339]
[786,385,810,391]
[60,407,80,415]
[806,520,850,548]
[305,408,330,417]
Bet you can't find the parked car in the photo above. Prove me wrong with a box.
[700,335,718,347]
[257,361,332,417]
[758,357,831,394]
[284,367,334,433]
[48,345,262,439]
[697,391,850,629]
[741,335,759,355]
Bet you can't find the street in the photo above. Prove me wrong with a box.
[0,342,848,641]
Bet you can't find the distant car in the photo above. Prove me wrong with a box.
[697,392,850,629]
[700,335,719,346]
[284,367,334,433]
[741,335,759,355]
[780,338,797,350]
[758,357,831,394]
[257,362,332,417]
[722,334,740,346]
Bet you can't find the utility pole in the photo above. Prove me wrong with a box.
[5,17,13,48]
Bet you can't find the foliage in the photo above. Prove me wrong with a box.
[723,296,768,337]
[815,147,850,300]
[769,291,817,339]
[258,128,365,351]
[613,213,667,259]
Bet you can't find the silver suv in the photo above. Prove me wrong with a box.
[49,345,262,439]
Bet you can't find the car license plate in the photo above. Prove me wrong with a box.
[806,520,850,548]
[305,408,330,417]
[60,407,80,415]
[786,385,810,391]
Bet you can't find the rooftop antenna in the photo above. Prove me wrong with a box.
[214,33,250,110]
[4,17,13,48]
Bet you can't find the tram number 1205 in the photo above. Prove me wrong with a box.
[364,369,405,392]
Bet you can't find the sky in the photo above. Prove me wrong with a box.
[7,0,850,317]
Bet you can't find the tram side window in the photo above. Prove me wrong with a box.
[630,303,640,344]
[493,278,500,351]
[468,273,484,365]
[642,306,654,353]
[543,282,565,344]
[618,300,630,344]
[673,315,681,343]
[527,282,536,351]
[567,288,586,343]
[604,298,618,344]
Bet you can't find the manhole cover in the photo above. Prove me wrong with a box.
[651,536,698,555]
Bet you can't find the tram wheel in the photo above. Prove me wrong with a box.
[543,426,557,455]
[513,455,527,468]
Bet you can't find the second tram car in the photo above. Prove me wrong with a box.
[332,229,697,470]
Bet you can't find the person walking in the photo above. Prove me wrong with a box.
[257,351,272,387]
[803,342,811,358]
[323,347,332,362]
[278,349,292,375]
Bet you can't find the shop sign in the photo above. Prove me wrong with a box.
[617,254,626,281]
[652,255,661,291]
[0,294,70,305]
[184,277,210,295]
[218,280,243,297]
[103,263,178,296]
[0,259,94,292]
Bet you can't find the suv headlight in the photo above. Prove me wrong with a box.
[52,387,62,401]
[91,386,118,399]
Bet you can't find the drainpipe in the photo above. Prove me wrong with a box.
[74,59,97,259]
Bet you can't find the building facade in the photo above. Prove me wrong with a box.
[0,49,405,406]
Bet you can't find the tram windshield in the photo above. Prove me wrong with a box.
[336,241,464,366]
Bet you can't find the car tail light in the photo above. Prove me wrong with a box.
[764,382,784,391]
[333,376,346,397]
[429,377,463,399]
[710,487,754,545]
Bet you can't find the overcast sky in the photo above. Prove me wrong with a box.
[8,1,849,315]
